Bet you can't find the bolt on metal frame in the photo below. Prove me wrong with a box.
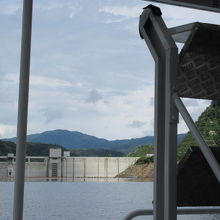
[123,4,220,220]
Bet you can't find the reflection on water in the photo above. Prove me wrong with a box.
[0,177,150,182]
[212,215,220,220]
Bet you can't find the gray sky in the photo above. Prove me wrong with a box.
[0,0,219,140]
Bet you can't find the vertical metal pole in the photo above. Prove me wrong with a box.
[164,48,178,220]
[153,50,166,220]
[139,9,166,220]
[13,0,33,220]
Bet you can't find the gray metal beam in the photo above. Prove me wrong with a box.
[13,0,33,220]
[143,0,220,13]
[139,5,178,220]
[173,94,220,182]
[169,23,195,43]
[139,7,166,220]
[164,46,178,220]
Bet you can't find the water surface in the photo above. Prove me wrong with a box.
[0,180,219,220]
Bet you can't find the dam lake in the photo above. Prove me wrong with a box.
[0,179,219,220]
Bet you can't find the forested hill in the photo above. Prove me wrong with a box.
[0,141,65,156]
[4,130,185,154]
[0,140,125,157]
[178,101,220,160]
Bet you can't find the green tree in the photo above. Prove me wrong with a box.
[178,101,220,160]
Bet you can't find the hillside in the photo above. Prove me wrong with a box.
[0,141,16,156]
[5,130,110,150]
[70,148,124,157]
[127,145,154,157]
[178,101,220,160]
[127,101,220,160]
[4,130,185,154]
[116,163,153,180]
[115,145,154,180]
[0,140,124,157]
[0,140,65,156]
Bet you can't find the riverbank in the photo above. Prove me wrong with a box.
[116,163,153,181]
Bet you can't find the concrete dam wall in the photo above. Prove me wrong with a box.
[0,155,139,178]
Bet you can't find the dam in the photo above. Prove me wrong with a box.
[0,149,139,179]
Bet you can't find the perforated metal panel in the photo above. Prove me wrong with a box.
[175,23,220,100]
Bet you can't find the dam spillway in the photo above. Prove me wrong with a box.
[0,149,139,179]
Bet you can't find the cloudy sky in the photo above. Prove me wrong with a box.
[0,0,220,140]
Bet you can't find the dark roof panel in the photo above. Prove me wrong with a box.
[177,147,220,206]
[144,0,220,13]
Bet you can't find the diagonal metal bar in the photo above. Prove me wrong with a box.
[173,94,220,182]
[13,0,33,220]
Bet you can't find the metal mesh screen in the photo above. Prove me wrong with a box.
[176,23,220,100]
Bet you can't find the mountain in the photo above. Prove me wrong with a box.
[4,129,186,154]
[178,101,220,160]
[6,130,110,149]
[0,140,125,157]
[0,140,65,156]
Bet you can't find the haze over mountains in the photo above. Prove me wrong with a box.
[4,129,185,154]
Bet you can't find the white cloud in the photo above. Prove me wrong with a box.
[103,18,127,24]
[86,89,103,103]
[34,0,81,13]
[81,86,155,139]
[75,82,84,88]
[99,5,142,19]
[129,120,146,128]
[41,107,63,123]
[4,74,72,88]
[0,1,21,16]
[0,124,16,139]
[0,0,218,140]
[30,75,72,88]
[178,98,210,134]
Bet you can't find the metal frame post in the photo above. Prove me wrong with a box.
[124,3,220,220]
[139,5,178,220]
[13,0,33,220]
[139,8,165,220]
[164,40,178,220]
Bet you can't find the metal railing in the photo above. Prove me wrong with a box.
[124,207,220,220]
